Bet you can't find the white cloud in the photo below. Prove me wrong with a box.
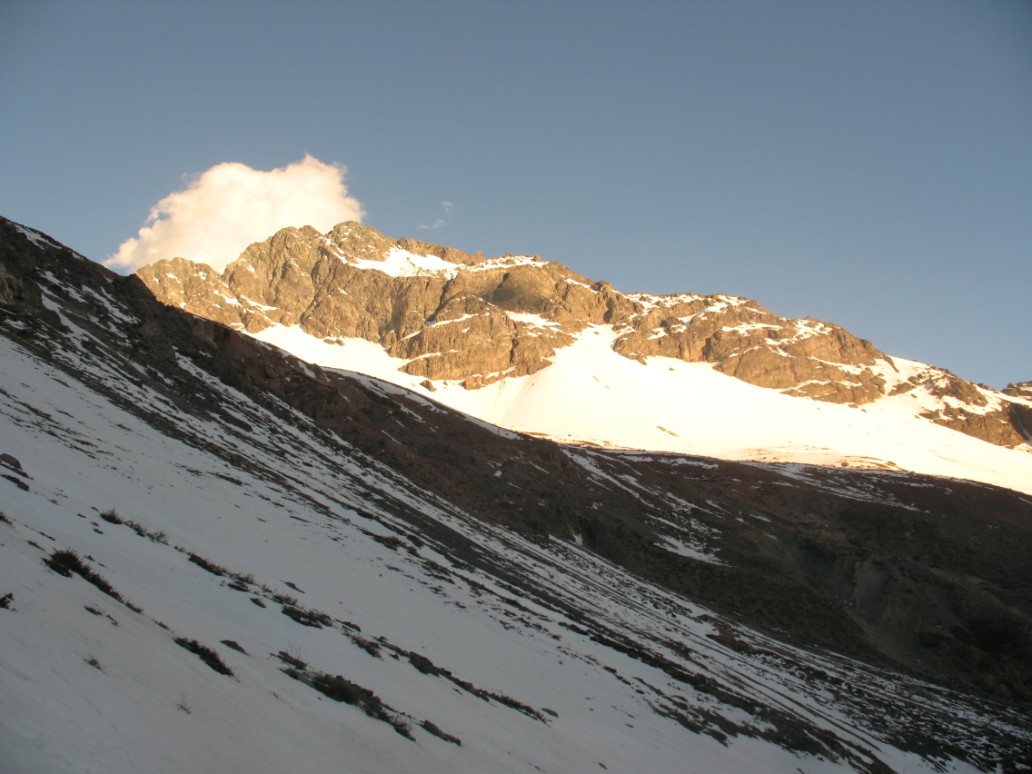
[106,155,365,273]
[418,200,454,231]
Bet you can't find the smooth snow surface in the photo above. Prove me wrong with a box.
[347,246,545,279]
[351,246,462,277]
[252,324,1032,496]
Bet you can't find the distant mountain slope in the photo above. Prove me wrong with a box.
[2,216,1031,772]
[136,222,1032,495]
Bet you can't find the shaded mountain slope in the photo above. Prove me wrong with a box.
[2,216,1031,771]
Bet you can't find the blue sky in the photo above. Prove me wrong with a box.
[2,0,1029,388]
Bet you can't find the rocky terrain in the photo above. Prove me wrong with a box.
[137,222,1032,449]
[3,215,1032,772]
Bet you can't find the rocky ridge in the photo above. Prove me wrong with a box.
[136,222,1031,448]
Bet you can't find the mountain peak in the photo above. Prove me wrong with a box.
[135,221,1032,492]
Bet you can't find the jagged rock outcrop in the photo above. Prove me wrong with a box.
[1004,381,1032,400]
[878,368,1030,447]
[136,222,1032,448]
[1004,382,1032,442]
[611,294,891,404]
[138,223,607,387]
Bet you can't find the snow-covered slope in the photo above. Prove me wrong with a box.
[9,333,1019,774]
[252,323,1032,496]
[0,335,794,773]
[3,217,1031,772]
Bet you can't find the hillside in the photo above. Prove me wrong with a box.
[2,216,1031,772]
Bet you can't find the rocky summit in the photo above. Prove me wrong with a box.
[137,222,1032,455]
[135,223,897,399]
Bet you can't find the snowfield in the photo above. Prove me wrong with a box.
[252,324,1032,497]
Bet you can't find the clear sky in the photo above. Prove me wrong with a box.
[2,0,1029,388]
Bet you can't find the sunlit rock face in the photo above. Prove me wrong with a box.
[137,222,1032,448]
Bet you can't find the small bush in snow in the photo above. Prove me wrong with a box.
[188,553,227,577]
[351,635,381,658]
[98,509,123,525]
[420,719,462,746]
[126,519,168,544]
[97,509,168,543]
[282,665,414,739]
[281,604,332,628]
[174,637,234,677]
[44,550,127,604]
[274,650,308,670]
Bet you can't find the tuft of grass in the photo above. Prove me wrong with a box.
[308,672,373,704]
[98,509,123,525]
[84,655,104,672]
[0,592,13,610]
[44,550,126,604]
[351,635,382,658]
[407,651,444,676]
[281,604,332,628]
[421,719,462,746]
[98,509,167,544]
[176,693,192,714]
[226,571,255,592]
[393,644,549,724]
[45,549,89,578]
[188,553,227,577]
[274,650,307,670]
[282,665,413,738]
[174,637,234,676]
[266,588,299,607]
[126,520,168,544]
